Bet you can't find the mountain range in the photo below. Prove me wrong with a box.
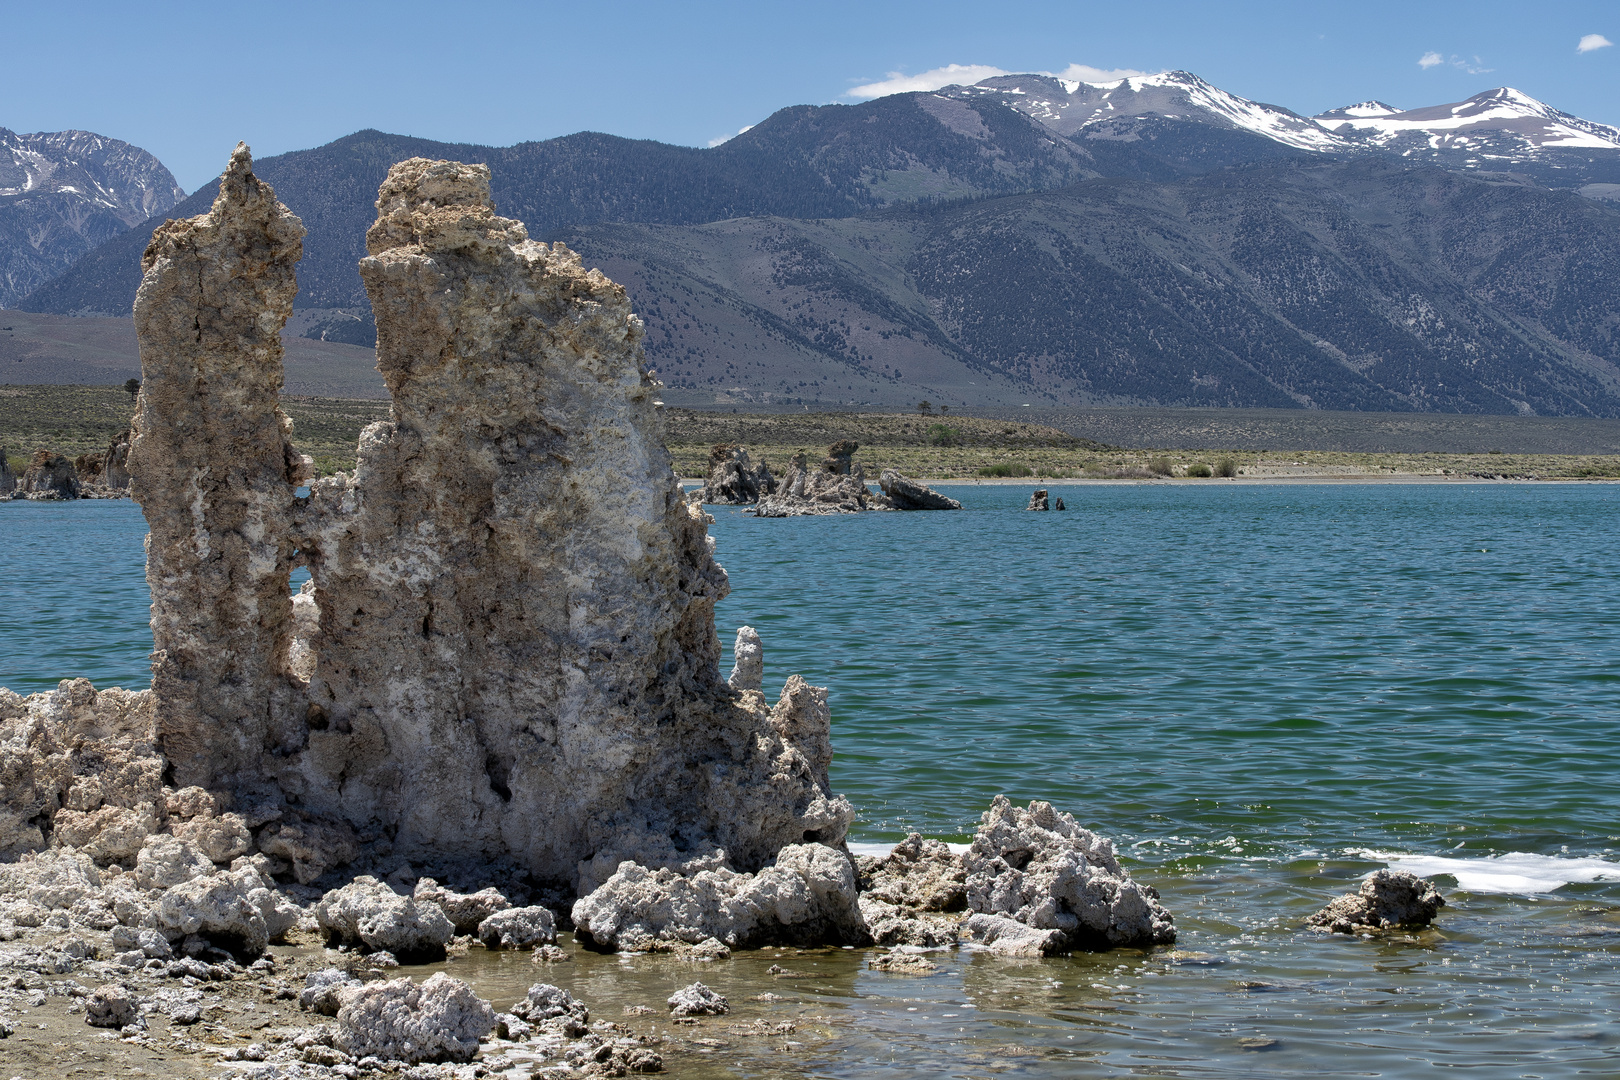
[0,129,184,307]
[9,71,1620,414]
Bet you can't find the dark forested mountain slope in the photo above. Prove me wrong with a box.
[557,162,1620,415]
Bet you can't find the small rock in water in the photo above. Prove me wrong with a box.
[477,905,557,950]
[534,943,572,963]
[1054,497,1066,511]
[667,982,729,1016]
[335,972,494,1064]
[868,952,938,974]
[1026,489,1049,511]
[1307,869,1445,933]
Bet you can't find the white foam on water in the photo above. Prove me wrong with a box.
[847,840,971,858]
[1358,849,1620,894]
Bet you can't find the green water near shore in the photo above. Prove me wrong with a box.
[3,483,1618,1076]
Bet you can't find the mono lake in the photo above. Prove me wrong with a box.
[3,482,1618,1077]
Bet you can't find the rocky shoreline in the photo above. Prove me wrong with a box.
[0,147,1454,1078]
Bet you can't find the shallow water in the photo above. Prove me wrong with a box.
[4,483,1619,1077]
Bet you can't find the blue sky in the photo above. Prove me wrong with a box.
[2,0,1615,191]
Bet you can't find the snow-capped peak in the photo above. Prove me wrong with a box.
[1316,101,1401,120]
[1315,87,1620,152]
[946,69,1349,153]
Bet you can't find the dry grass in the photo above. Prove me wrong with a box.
[6,388,1618,482]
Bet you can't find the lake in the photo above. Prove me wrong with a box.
[3,482,1618,1077]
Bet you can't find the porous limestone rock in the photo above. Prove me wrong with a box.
[103,429,132,491]
[1026,489,1049,511]
[301,968,363,1015]
[855,833,968,947]
[961,913,1067,957]
[84,983,138,1028]
[857,833,966,912]
[73,451,105,488]
[335,972,495,1064]
[130,143,311,797]
[314,876,455,958]
[4,151,858,945]
[0,679,163,861]
[753,448,882,516]
[509,982,589,1036]
[18,450,80,500]
[571,842,867,950]
[476,905,556,950]
[133,834,214,890]
[1307,870,1445,933]
[667,982,728,1016]
[413,877,511,935]
[154,864,290,958]
[1054,496,1066,511]
[728,626,763,694]
[701,444,775,504]
[964,796,1175,953]
[879,469,962,511]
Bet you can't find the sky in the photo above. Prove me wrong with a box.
[1,0,1616,191]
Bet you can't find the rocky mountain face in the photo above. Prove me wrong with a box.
[15,71,1620,414]
[560,162,1620,415]
[0,128,183,307]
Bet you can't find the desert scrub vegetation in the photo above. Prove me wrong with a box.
[1185,462,1214,478]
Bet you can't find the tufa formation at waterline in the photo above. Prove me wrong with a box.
[1,148,1177,996]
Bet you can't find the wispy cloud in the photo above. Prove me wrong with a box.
[1417,51,1494,75]
[1578,33,1613,53]
[707,125,754,148]
[845,62,1148,100]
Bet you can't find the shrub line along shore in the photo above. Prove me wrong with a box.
[4,386,1618,484]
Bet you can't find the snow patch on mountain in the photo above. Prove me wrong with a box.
[1314,88,1620,152]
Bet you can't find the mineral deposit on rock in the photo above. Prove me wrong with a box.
[1307,869,1445,933]
[572,842,868,950]
[413,877,511,934]
[965,796,1175,953]
[17,450,81,500]
[84,983,138,1028]
[335,972,495,1064]
[476,905,557,950]
[753,446,882,516]
[1026,489,1049,511]
[701,444,775,504]
[728,626,763,693]
[879,469,962,510]
[667,981,728,1016]
[314,876,454,958]
[856,833,967,947]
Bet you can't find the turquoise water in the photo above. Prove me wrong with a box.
[3,483,1619,1077]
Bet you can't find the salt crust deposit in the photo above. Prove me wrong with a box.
[335,972,494,1063]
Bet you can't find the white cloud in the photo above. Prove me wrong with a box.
[707,125,754,148]
[845,62,1149,100]
[1418,51,1494,75]
[1578,33,1613,53]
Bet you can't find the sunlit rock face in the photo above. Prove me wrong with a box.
[123,149,849,888]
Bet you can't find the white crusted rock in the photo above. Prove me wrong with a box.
[961,913,1068,957]
[965,796,1175,952]
[728,627,763,693]
[667,982,728,1016]
[572,842,867,951]
[134,833,214,891]
[476,905,556,950]
[335,972,494,1064]
[170,812,252,864]
[509,982,589,1037]
[155,867,273,958]
[413,878,511,935]
[314,876,454,958]
[301,967,364,1015]
[0,847,103,909]
[85,983,139,1028]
